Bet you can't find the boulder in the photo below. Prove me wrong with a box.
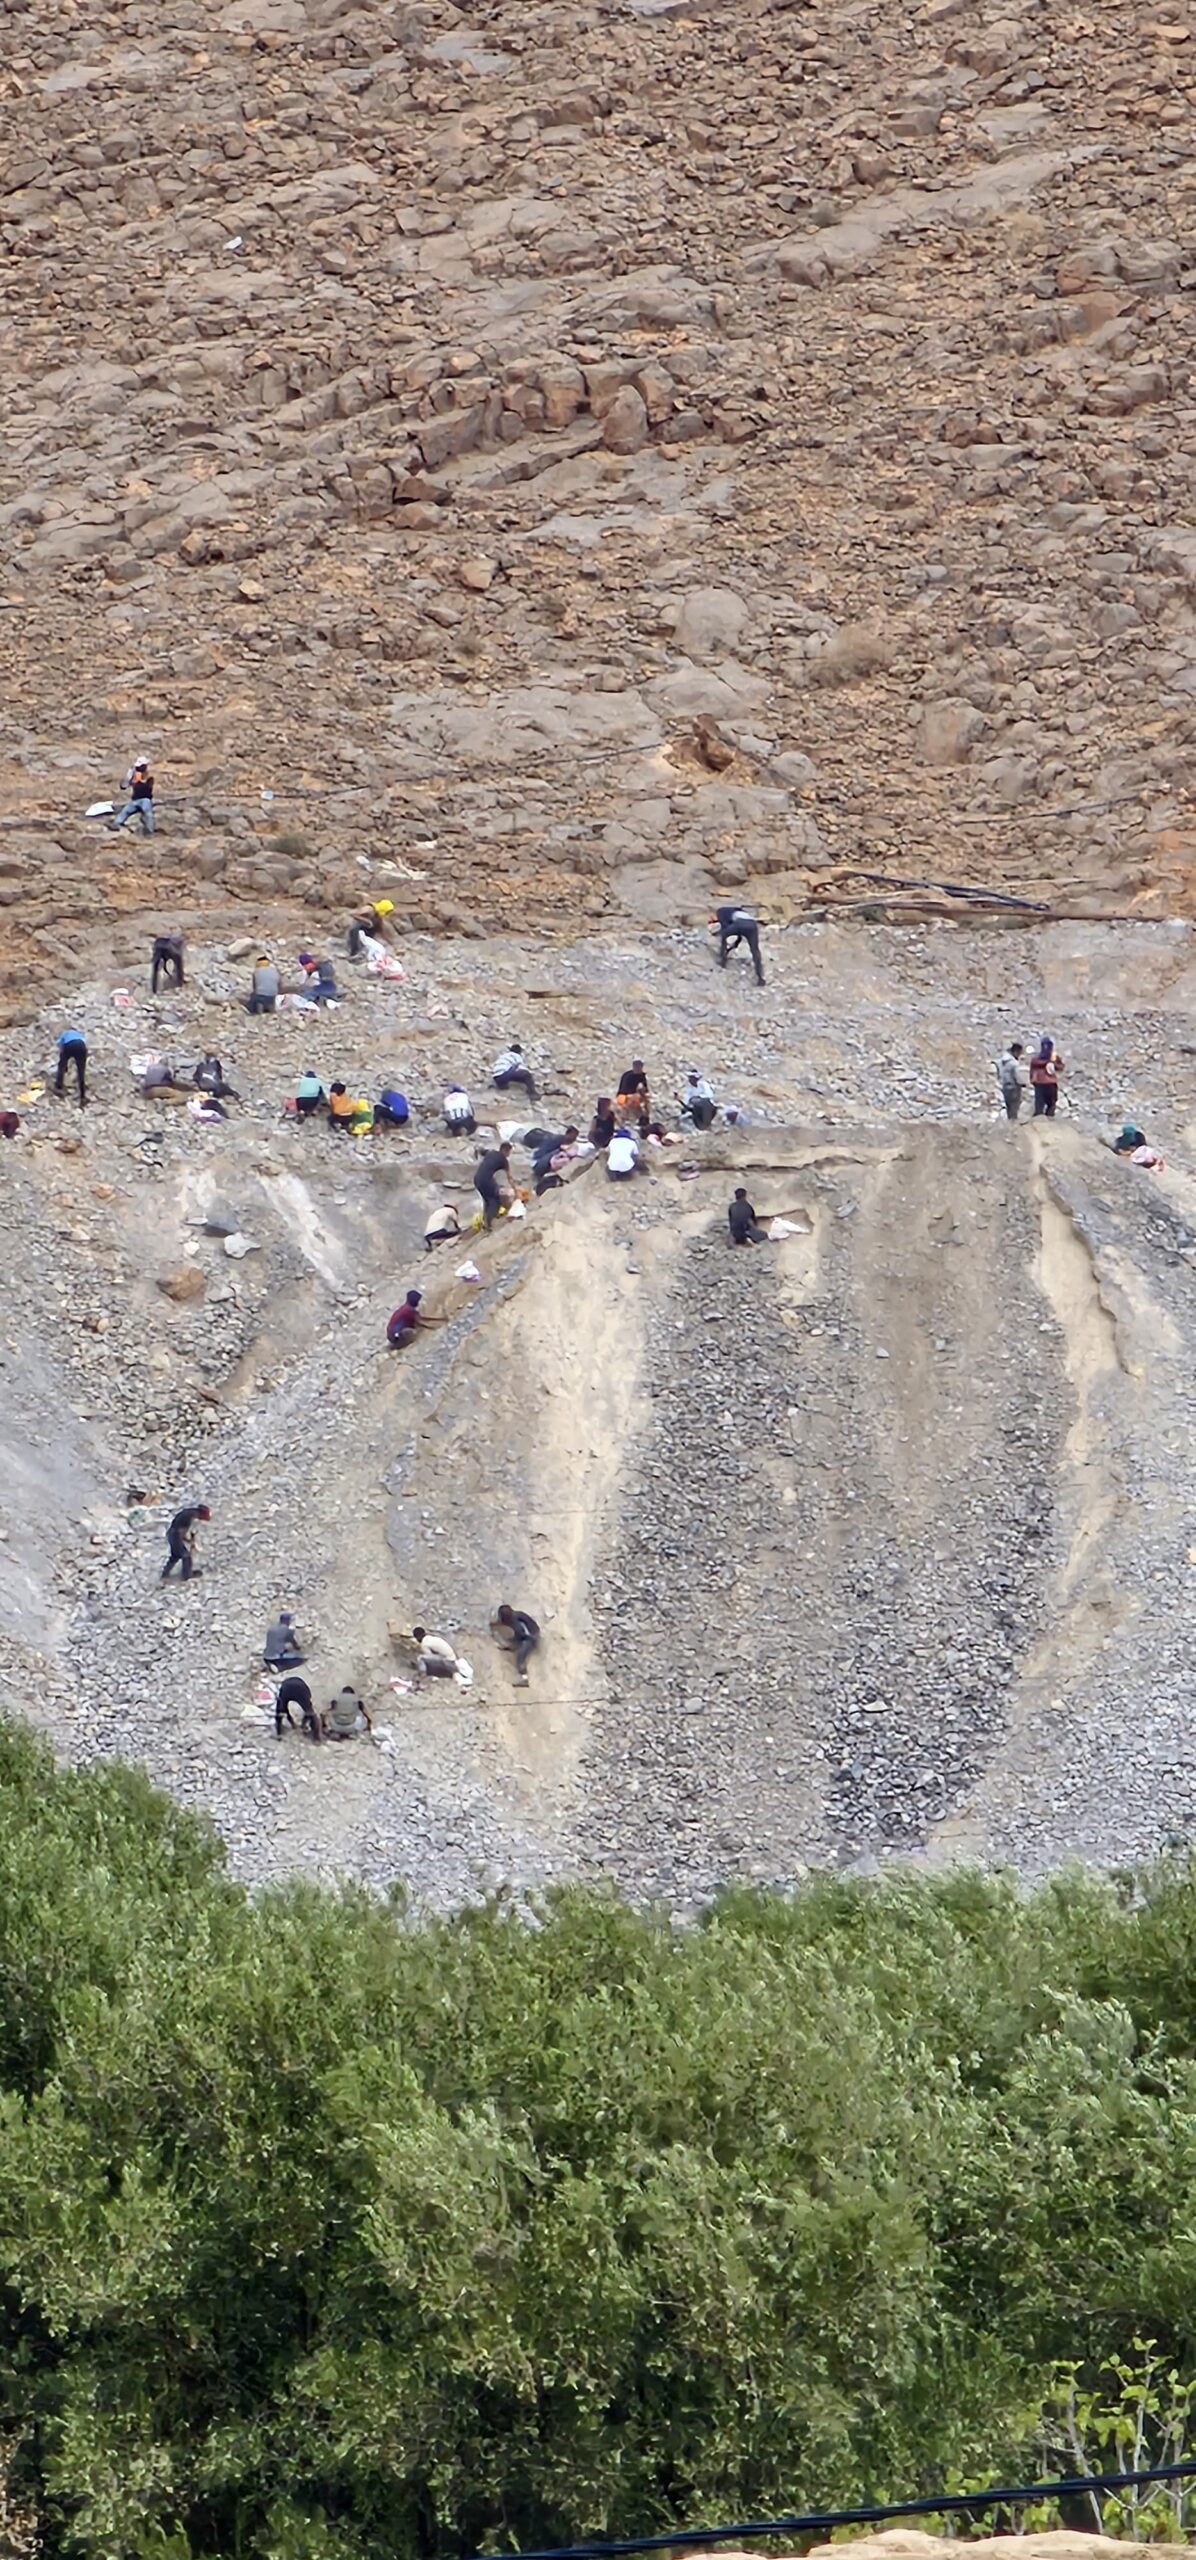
[672,587,751,662]
[157,1266,206,1304]
[601,386,650,455]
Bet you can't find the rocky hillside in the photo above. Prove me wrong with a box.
[3,0,1196,1021]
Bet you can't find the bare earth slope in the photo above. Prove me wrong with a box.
[2,916,1195,1904]
[4,0,1196,1019]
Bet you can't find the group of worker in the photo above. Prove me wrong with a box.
[996,1037,1065,1120]
[263,1599,540,1741]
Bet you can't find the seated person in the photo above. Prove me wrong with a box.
[299,952,340,1004]
[728,1187,767,1244]
[681,1070,716,1129]
[1113,1121,1147,1155]
[264,1610,305,1669]
[324,1685,371,1739]
[589,1097,615,1150]
[387,1288,427,1348]
[295,1071,327,1119]
[141,1056,192,1100]
[194,1052,239,1101]
[328,1082,356,1131]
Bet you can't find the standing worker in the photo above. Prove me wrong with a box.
[53,1026,89,1108]
[997,1041,1026,1121]
[1030,1036,1063,1118]
[111,756,155,836]
[474,1140,513,1230]
[150,932,185,994]
[161,1501,210,1582]
[492,1601,540,1688]
[714,903,765,985]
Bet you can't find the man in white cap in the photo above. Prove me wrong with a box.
[112,756,155,836]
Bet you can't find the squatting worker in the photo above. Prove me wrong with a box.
[492,1041,536,1101]
[474,1140,512,1230]
[411,1626,461,1679]
[728,1187,767,1244]
[161,1501,210,1582]
[387,1289,430,1349]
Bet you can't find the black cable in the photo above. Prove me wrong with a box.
[484,2455,1196,2560]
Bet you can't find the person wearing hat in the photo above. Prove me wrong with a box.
[264,1610,305,1670]
[681,1068,716,1130]
[161,1501,210,1582]
[347,900,398,959]
[299,952,340,1005]
[247,955,279,1015]
[112,757,155,836]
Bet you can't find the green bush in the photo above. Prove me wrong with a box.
[1,1719,1196,2559]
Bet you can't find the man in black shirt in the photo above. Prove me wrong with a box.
[275,1675,322,1741]
[493,1602,540,1686]
[474,1141,512,1230]
[161,1502,210,1581]
[728,1187,767,1245]
[150,932,185,993]
[715,904,765,985]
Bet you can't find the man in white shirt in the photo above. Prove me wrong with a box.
[997,1043,1026,1121]
[443,1086,476,1134]
[607,1131,640,1179]
[681,1069,716,1129]
[492,1041,536,1101]
[412,1626,461,1679]
[424,1202,461,1252]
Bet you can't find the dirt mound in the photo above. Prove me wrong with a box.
[4,0,1196,1020]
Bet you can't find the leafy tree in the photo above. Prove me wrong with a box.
[2,1721,1196,2558]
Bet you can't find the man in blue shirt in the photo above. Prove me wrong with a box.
[54,1028,88,1106]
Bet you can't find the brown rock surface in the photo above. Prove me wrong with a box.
[2,0,1196,1013]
